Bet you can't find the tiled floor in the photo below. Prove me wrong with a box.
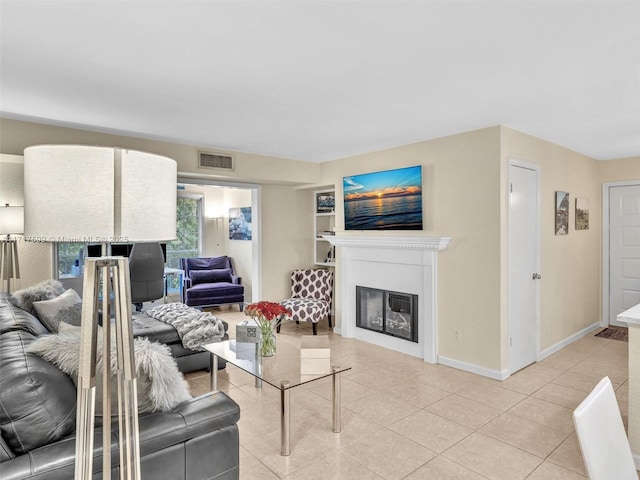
[185,309,636,479]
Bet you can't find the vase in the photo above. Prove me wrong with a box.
[259,325,277,356]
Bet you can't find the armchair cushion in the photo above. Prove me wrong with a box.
[186,256,229,271]
[190,268,233,285]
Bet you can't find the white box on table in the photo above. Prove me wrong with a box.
[300,335,330,374]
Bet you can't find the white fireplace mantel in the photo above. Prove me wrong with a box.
[323,235,452,251]
[325,234,452,363]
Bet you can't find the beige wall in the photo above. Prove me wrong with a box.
[500,127,602,360]
[259,185,314,301]
[599,156,640,183]
[0,118,317,299]
[0,118,319,186]
[318,127,504,371]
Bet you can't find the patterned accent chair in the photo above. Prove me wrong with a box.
[279,268,333,335]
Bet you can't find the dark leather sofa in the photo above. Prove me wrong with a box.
[0,293,240,480]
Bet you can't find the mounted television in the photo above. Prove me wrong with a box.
[343,165,423,231]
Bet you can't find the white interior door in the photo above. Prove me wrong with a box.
[509,163,540,374]
[609,184,640,326]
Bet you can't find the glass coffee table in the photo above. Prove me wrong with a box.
[202,339,351,456]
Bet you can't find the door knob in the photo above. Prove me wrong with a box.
[532,273,541,280]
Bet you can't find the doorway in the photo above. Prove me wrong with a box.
[508,160,541,374]
[605,183,640,327]
[177,177,261,303]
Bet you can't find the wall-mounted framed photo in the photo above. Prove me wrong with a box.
[555,191,569,235]
[575,198,589,230]
[229,207,252,240]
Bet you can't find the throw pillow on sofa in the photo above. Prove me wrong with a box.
[11,279,66,316]
[28,325,192,414]
[33,288,82,332]
[190,268,232,285]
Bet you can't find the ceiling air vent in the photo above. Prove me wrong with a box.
[198,151,234,171]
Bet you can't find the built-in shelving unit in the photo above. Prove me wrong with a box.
[314,189,335,266]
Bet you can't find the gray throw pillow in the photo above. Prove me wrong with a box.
[11,279,66,316]
[33,289,83,333]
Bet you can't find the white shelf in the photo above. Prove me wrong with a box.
[314,189,336,266]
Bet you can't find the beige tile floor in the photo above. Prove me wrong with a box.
[185,309,637,480]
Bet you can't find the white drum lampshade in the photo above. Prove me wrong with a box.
[24,145,176,243]
[0,205,24,235]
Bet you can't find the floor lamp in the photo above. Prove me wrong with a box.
[24,145,177,480]
[0,204,23,293]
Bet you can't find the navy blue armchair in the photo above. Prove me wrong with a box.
[181,256,245,310]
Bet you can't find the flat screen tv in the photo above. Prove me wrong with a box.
[343,165,423,231]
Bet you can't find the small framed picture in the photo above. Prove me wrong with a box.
[575,198,589,230]
[555,191,569,235]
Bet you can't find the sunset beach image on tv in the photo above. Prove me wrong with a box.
[343,165,423,230]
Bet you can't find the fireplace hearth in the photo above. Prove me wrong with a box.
[356,286,418,343]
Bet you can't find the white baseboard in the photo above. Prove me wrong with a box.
[538,322,601,361]
[438,355,509,381]
[333,326,342,336]
[634,452,640,470]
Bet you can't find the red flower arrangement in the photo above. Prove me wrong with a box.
[245,301,291,356]
[245,301,291,324]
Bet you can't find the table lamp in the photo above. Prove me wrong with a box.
[0,204,23,293]
[24,145,177,480]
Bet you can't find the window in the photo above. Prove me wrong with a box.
[166,194,202,269]
[57,242,87,277]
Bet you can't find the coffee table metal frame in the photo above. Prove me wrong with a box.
[204,339,349,456]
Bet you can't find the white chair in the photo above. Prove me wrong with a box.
[572,376,638,480]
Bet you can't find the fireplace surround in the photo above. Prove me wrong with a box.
[324,235,451,362]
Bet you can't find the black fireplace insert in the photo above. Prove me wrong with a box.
[356,286,418,343]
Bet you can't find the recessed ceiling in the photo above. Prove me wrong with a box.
[1,1,638,162]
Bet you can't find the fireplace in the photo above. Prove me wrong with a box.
[323,235,451,362]
[356,287,418,342]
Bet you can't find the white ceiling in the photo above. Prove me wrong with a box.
[1,1,639,162]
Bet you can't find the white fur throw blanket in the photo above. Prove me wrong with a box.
[28,327,191,414]
[145,303,225,351]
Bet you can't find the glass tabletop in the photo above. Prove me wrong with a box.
[202,339,351,390]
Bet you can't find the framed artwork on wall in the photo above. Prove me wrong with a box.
[555,191,569,235]
[229,207,252,240]
[575,198,589,230]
